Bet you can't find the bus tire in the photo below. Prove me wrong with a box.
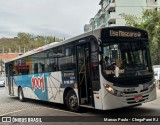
[18,87,25,102]
[66,90,79,112]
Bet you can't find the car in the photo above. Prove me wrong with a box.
[0,80,5,87]
[0,77,5,87]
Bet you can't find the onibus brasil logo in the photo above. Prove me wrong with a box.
[31,74,45,92]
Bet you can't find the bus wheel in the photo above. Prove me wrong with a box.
[18,87,25,102]
[66,90,79,112]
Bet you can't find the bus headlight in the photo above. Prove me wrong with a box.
[105,85,123,97]
[106,86,114,94]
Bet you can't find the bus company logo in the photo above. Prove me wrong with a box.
[31,75,45,92]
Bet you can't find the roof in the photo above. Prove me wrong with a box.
[0,53,20,61]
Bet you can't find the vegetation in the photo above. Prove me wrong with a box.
[0,33,63,53]
[121,9,160,65]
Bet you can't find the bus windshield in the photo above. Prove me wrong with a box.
[101,41,153,80]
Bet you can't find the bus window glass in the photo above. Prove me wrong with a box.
[90,39,100,91]
[32,52,46,74]
[59,44,76,70]
[34,63,38,74]
[14,58,29,75]
[90,39,98,52]
[45,49,57,72]
[102,41,152,79]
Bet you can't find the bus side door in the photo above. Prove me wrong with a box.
[76,42,93,106]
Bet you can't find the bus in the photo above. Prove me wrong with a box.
[5,26,156,112]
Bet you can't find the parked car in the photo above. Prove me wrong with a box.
[0,80,5,87]
[154,67,160,88]
[0,77,5,87]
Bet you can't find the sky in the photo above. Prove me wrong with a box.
[0,0,100,39]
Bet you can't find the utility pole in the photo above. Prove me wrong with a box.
[19,46,21,54]
[24,47,26,53]
[2,47,4,53]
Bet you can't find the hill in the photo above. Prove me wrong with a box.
[0,33,62,53]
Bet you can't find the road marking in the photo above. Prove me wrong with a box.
[0,107,81,116]
[0,107,40,116]
[42,107,82,115]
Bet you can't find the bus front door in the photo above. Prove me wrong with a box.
[76,43,93,106]
[7,63,14,96]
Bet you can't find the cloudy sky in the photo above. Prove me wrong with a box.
[0,0,100,39]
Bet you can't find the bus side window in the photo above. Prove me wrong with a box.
[39,63,45,73]
[34,63,38,74]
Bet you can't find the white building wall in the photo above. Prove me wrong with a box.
[147,0,157,5]
[113,0,147,26]
[85,0,159,32]
[115,18,126,26]
[116,0,147,6]
[157,0,160,10]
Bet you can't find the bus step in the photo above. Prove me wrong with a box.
[80,104,94,109]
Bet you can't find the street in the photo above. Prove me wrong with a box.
[0,87,160,125]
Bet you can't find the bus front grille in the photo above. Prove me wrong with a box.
[126,95,149,104]
[127,99,147,104]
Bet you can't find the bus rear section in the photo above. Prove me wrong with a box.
[99,27,156,110]
[4,34,100,112]
[5,61,80,108]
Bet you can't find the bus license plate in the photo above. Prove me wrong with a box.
[134,95,143,102]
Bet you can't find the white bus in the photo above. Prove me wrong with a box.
[5,26,156,112]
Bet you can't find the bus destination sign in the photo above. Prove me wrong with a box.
[109,30,141,38]
[101,27,148,41]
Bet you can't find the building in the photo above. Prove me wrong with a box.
[84,24,91,33]
[0,53,20,76]
[85,0,160,32]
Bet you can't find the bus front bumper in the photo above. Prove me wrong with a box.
[102,85,156,110]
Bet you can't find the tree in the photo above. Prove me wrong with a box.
[121,9,160,65]
[0,32,63,54]
[17,32,33,51]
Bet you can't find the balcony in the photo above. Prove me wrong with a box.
[95,19,101,28]
[99,18,106,28]
[106,2,116,11]
[107,12,116,23]
[98,10,105,18]
[89,18,95,24]
[108,24,116,27]
[100,23,106,28]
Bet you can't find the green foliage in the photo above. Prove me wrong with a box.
[121,9,160,65]
[120,13,142,27]
[0,33,63,53]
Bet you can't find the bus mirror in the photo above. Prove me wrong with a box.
[98,38,102,45]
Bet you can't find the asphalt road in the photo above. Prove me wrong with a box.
[0,86,160,125]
